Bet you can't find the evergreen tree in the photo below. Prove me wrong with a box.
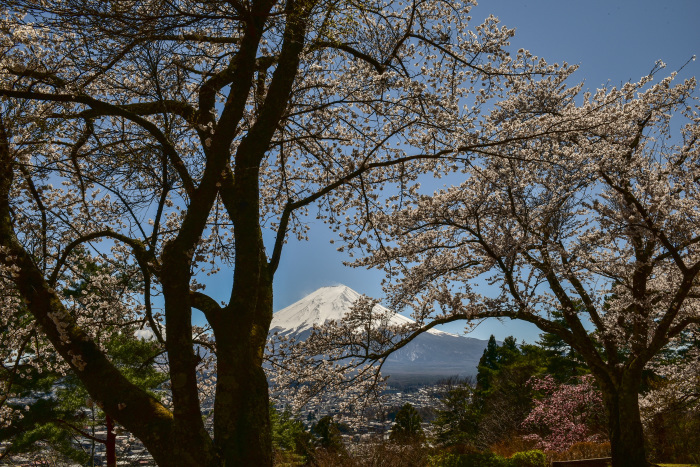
[0,365,90,464]
[431,378,479,447]
[270,405,313,465]
[475,335,499,394]
[536,311,588,382]
[311,415,345,453]
[390,403,424,444]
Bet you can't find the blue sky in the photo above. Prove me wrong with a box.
[208,0,700,343]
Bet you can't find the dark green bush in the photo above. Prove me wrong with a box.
[510,450,547,467]
[428,451,508,467]
[428,449,547,467]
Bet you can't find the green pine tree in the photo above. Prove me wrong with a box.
[311,415,345,453]
[270,405,313,465]
[431,378,479,447]
[390,403,424,444]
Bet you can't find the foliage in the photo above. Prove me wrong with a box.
[431,377,480,447]
[311,415,345,453]
[1,331,164,464]
[0,394,90,464]
[547,441,611,462]
[428,449,547,467]
[390,402,424,444]
[641,328,700,464]
[349,441,429,467]
[476,336,519,395]
[270,405,313,465]
[488,436,541,459]
[1,262,165,464]
[644,405,700,464]
[430,335,587,451]
[509,450,548,467]
[535,312,591,382]
[474,337,551,449]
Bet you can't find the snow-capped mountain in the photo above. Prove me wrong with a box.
[270,285,489,385]
[270,285,457,338]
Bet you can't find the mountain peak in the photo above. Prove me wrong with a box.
[270,285,360,335]
[270,285,488,384]
[304,284,359,302]
[271,285,457,338]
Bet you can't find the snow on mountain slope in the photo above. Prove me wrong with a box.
[270,285,488,384]
[270,285,457,337]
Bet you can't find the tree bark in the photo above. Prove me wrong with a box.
[213,302,273,465]
[207,3,310,462]
[106,414,116,467]
[600,371,649,467]
[160,246,218,466]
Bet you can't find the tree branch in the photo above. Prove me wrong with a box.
[0,89,196,196]
[52,418,107,444]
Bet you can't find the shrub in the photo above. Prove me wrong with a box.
[390,403,425,444]
[510,450,547,467]
[428,449,547,467]
[307,448,354,467]
[273,450,306,467]
[428,451,508,467]
[352,441,429,467]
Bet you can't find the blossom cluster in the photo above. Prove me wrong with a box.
[522,375,606,452]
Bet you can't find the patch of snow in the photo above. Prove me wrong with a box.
[271,285,459,338]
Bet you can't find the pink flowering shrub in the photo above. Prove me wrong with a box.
[522,375,607,452]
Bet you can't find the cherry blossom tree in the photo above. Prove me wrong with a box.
[333,64,700,466]
[522,374,606,452]
[0,0,583,465]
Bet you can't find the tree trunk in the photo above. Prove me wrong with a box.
[106,414,116,467]
[601,371,649,467]
[214,333,272,466]
[212,252,274,465]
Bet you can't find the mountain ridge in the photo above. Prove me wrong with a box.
[270,285,489,384]
[271,284,458,338]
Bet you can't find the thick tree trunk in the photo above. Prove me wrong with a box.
[211,274,273,466]
[207,136,275,464]
[601,372,649,467]
[160,246,218,466]
[202,2,308,463]
[212,233,274,465]
[214,325,272,466]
